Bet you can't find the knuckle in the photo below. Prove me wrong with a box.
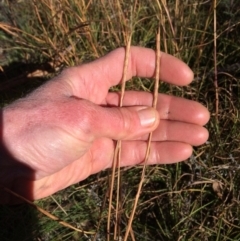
[117,108,135,136]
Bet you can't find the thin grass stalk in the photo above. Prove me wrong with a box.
[114,144,121,239]
[115,4,134,238]
[174,0,179,36]
[114,139,121,240]
[115,33,132,240]
[107,141,120,241]
[160,0,179,54]
[107,34,132,241]
[155,1,167,53]
[193,2,212,70]
[50,195,68,215]
[0,23,44,43]
[92,179,110,241]
[213,0,219,122]
[32,0,55,50]
[123,26,161,241]
[100,0,121,46]
[0,23,18,37]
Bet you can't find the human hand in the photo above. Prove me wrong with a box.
[1,47,209,204]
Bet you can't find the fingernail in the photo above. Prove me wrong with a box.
[138,107,157,127]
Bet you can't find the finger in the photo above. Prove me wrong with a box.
[106,91,210,126]
[84,139,192,175]
[10,141,192,202]
[61,47,193,102]
[70,100,160,141]
[94,47,194,86]
[117,141,193,167]
[136,120,209,146]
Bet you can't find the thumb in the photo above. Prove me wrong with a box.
[84,105,160,140]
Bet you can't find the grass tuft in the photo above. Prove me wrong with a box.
[1,0,240,240]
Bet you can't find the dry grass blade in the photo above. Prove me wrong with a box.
[160,0,179,54]
[32,0,55,49]
[107,33,132,241]
[123,26,161,241]
[213,0,219,122]
[0,23,44,43]
[0,23,18,37]
[1,185,95,235]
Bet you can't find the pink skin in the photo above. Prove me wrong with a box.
[1,47,210,203]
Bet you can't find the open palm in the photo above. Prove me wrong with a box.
[1,47,209,203]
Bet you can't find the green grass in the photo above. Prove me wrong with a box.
[1,0,240,240]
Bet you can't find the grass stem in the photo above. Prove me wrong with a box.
[123,26,161,241]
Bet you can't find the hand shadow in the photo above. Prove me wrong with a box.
[0,109,39,241]
[0,203,39,241]
[0,61,51,240]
